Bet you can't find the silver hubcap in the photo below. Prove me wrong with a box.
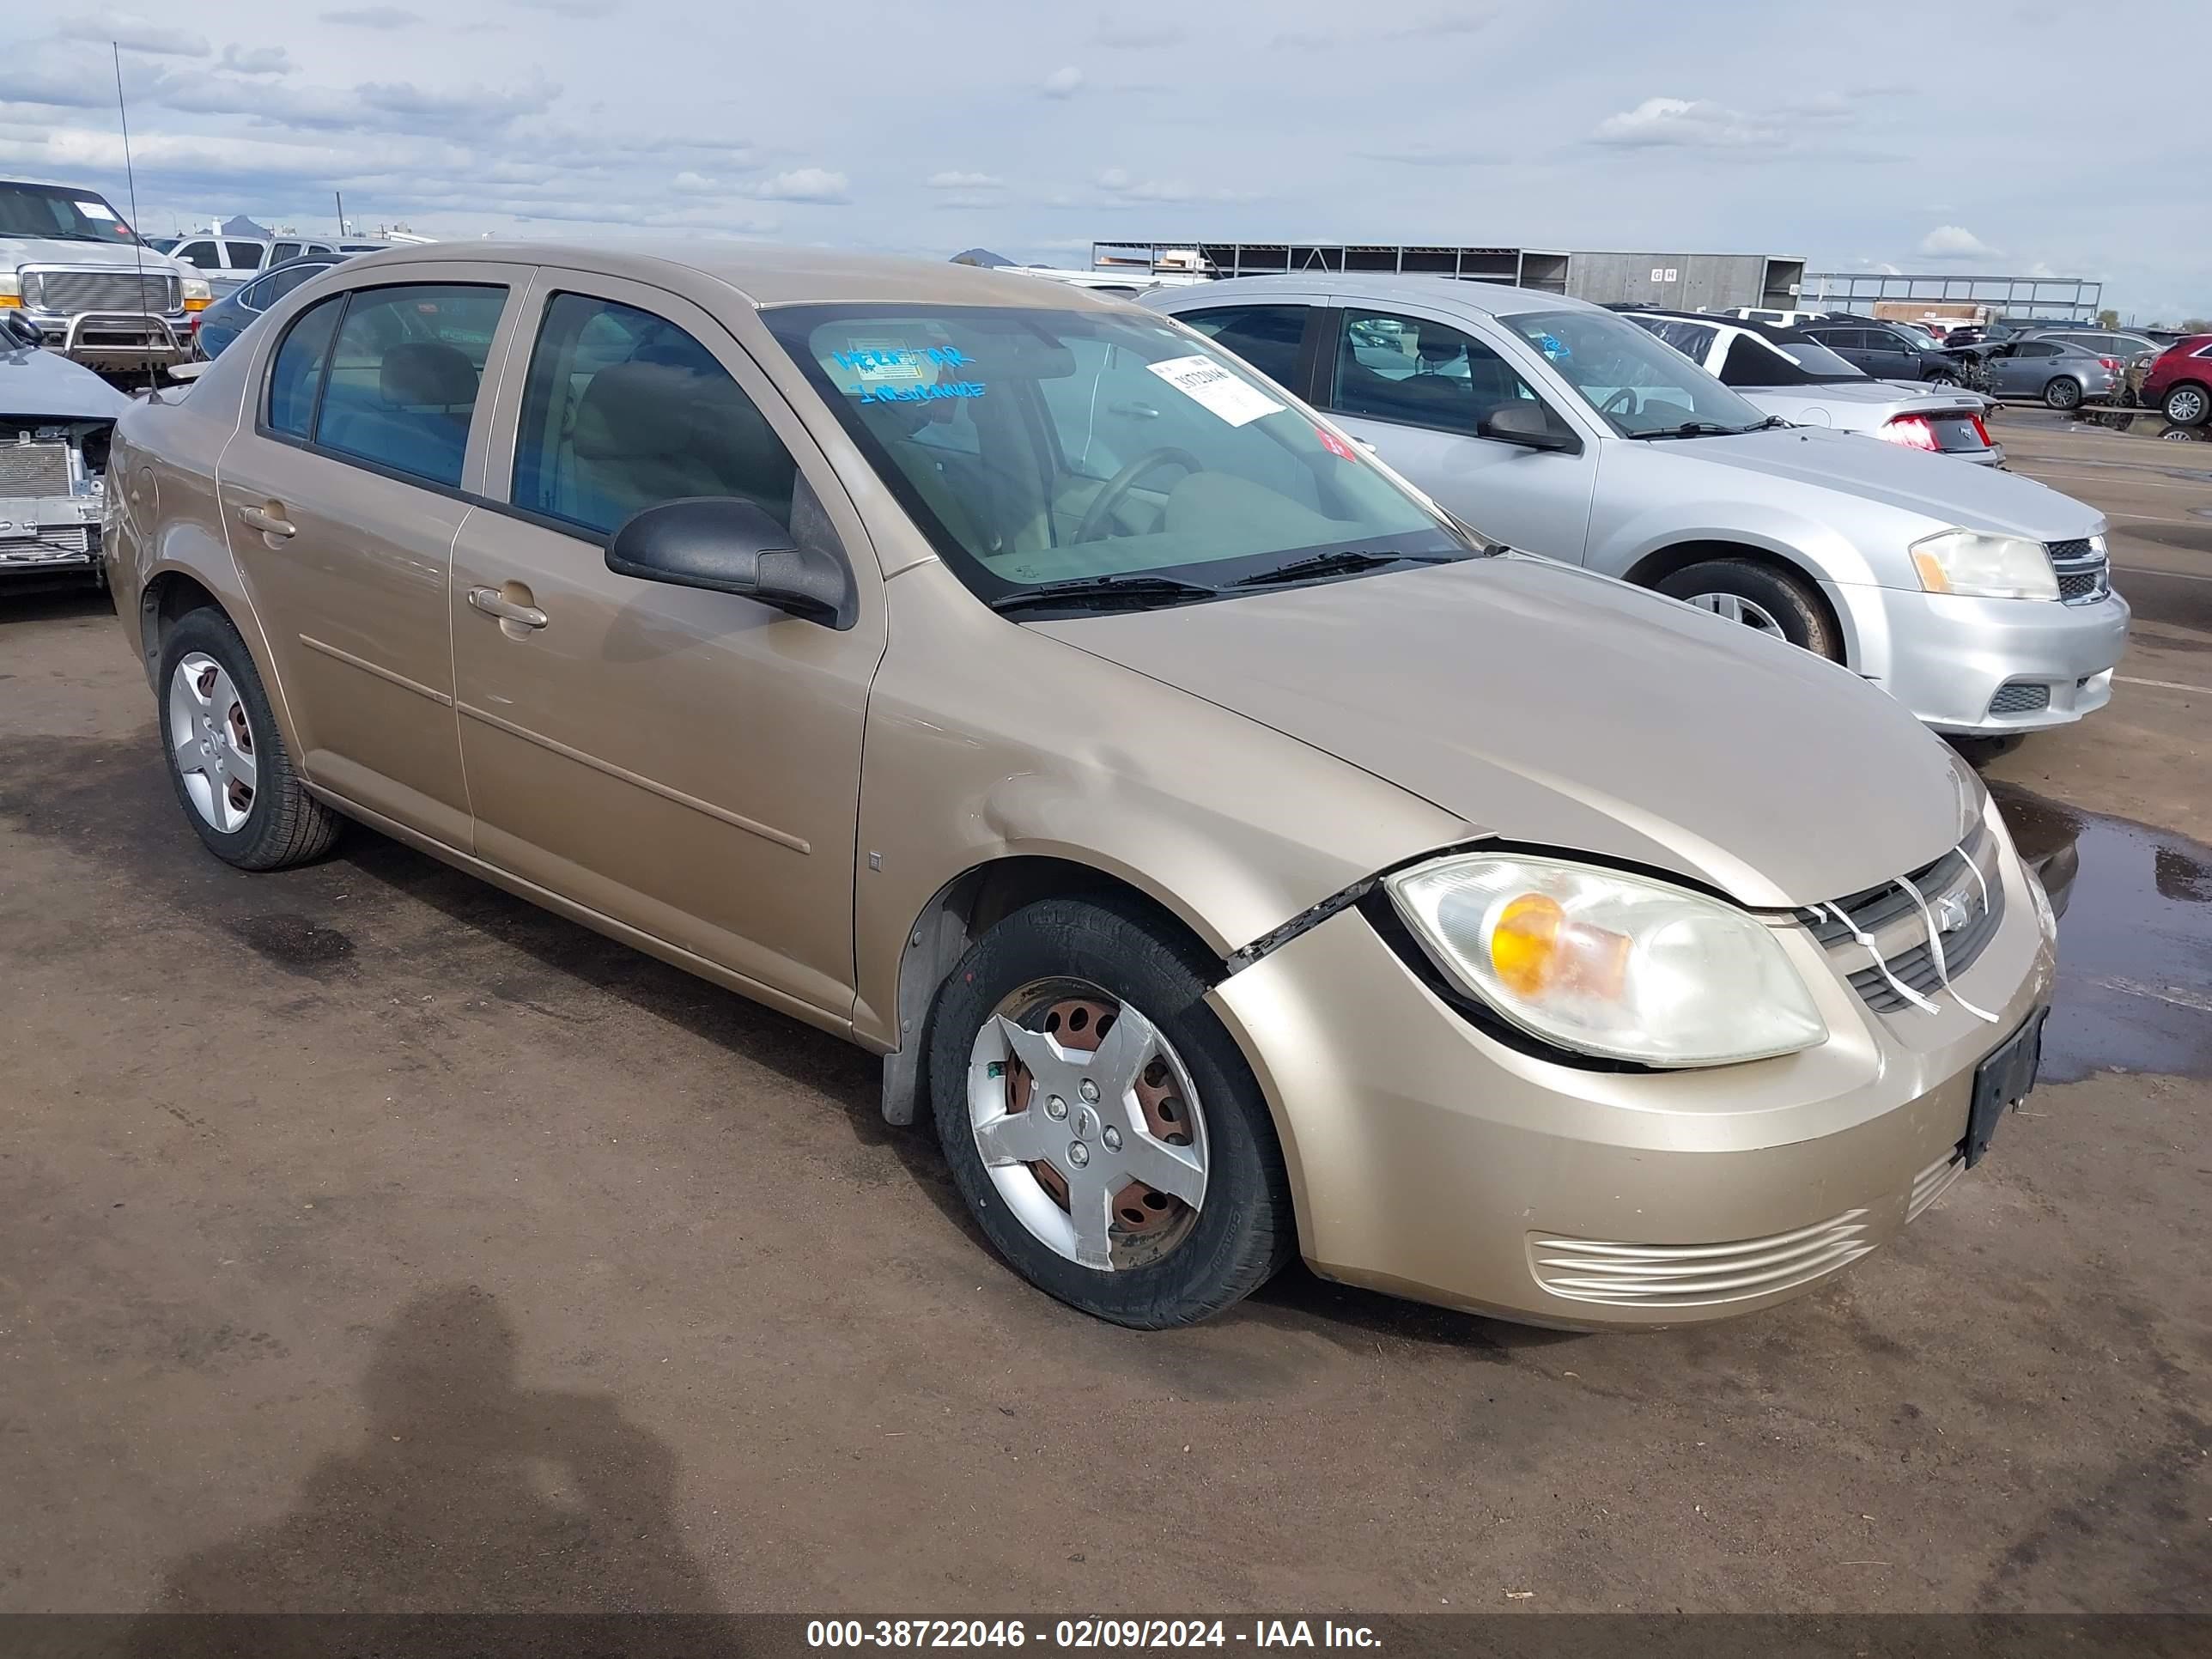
[1686,591,1788,639]
[2172,389,2206,422]
[167,652,258,833]
[968,980,1207,1272]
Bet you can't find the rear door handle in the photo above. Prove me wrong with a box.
[468,586,548,630]
[236,503,296,538]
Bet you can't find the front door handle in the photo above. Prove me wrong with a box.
[236,502,296,538]
[468,586,548,630]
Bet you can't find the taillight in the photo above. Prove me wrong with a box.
[2100,356,2120,371]
[1881,415,1940,450]
[1969,413,1991,446]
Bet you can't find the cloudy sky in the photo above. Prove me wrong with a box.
[6,0,2208,322]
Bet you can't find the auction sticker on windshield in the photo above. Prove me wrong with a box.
[1146,354,1284,427]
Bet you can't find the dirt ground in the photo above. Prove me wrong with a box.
[2,410,2206,1616]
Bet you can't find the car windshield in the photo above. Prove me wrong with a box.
[1499,310,1769,437]
[766,303,1471,607]
[0,181,145,246]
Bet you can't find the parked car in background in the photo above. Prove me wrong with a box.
[2021,328,2165,362]
[1148,276,2127,736]
[1,307,129,583]
[1625,309,2002,465]
[191,252,349,359]
[161,233,410,296]
[105,241,2058,1331]
[2140,335,2212,426]
[1799,319,1964,386]
[2,177,209,373]
[1976,337,2121,409]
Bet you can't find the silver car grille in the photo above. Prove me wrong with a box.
[2046,538,2110,605]
[21,267,180,315]
[1988,682,2052,715]
[1530,1209,1875,1308]
[1802,822,2007,1016]
[0,441,72,496]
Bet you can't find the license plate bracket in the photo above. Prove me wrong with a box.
[1964,1008,2046,1169]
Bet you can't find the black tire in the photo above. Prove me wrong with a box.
[157,606,342,870]
[1653,557,1841,660]
[2044,377,2083,410]
[2164,381,2210,427]
[927,895,1295,1328]
[1928,372,1960,387]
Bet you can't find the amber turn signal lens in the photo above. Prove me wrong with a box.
[1491,893,1564,995]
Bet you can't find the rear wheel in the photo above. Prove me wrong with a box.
[1655,558,1840,660]
[158,607,341,870]
[2044,377,2083,410]
[928,896,1295,1328]
[2165,382,2209,426]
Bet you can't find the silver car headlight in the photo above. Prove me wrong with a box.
[1384,854,1827,1067]
[1910,529,2058,601]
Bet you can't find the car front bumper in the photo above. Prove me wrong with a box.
[1207,805,2056,1328]
[22,307,194,369]
[1828,581,2130,735]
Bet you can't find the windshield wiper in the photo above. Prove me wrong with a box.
[1632,419,1757,441]
[988,574,1220,615]
[1231,549,1456,587]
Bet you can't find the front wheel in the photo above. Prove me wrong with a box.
[2045,377,2084,410]
[1928,372,1960,387]
[158,606,342,870]
[2165,382,2209,426]
[1655,557,1841,660]
[928,896,1295,1328]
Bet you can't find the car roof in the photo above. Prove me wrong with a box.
[330,240,1127,312]
[1147,272,1600,319]
[1626,307,1832,350]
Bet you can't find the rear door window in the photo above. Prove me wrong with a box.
[226,242,266,270]
[510,291,798,537]
[1175,305,1310,391]
[301,284,509,487]
[176,240,221,270]
[265,295,345,439]
[270,241,301,264]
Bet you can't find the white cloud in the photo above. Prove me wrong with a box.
[217,45,295,76]
[319,7,421,24]
[744,167,850,204]
[1592,96,1776,149]
[58,18,210,58]
[1093,167,1251,205]
[1918,224,2002,260]
[671,170,719,193]
[1042,66,1085,99]
[927,170,1005,190]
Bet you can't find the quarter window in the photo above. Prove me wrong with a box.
[265,295,344,439]
[1176,305,1310,390]
[511,292,798,538]
[1331,307,1550,438]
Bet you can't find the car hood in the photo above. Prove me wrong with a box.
[1653,426,2098,538]
[4,237,189,277]
[1,341,132,420]
[1034,555,1973,908]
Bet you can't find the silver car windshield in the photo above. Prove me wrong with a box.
[769,304,1468,605]
[1503,310,1771,438]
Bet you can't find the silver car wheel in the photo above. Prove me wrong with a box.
[1686,592,1788,638]
[2168,386,2208,424]
[967,978,1208,1273]
[167,651,258,834]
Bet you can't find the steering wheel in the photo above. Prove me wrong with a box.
[1074,447,1204,544]
[1601,386,1642,419]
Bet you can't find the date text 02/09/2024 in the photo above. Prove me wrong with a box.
[804,1618,1383,1649]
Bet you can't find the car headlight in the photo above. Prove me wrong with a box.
[0,270,20,308]
[1384,854,1827,1067]
[182,275,211,312]
[1909,529,2058,601]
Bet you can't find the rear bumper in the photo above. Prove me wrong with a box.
[1207,806,2056,1329]
[1832,582,2130,734]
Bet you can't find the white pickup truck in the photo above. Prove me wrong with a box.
[2,177,210,373]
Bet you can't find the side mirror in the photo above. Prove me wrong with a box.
[3,310,43,349]
[605,496,854,629]
[1479,401,1580,453]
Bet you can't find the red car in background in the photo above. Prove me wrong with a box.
[2142,335,2212,425]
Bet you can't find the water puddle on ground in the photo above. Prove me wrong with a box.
[2058,409,2212,452]
[1989,780,2212,1083]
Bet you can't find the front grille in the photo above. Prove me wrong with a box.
[1989,681,2052,715]
[0,523,94,565]
[0,441,71,496]
[1530,1209,1875,1309]
[21,267,180,315]
[2046,538,2110,605]
[1802,822,2007,1016]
